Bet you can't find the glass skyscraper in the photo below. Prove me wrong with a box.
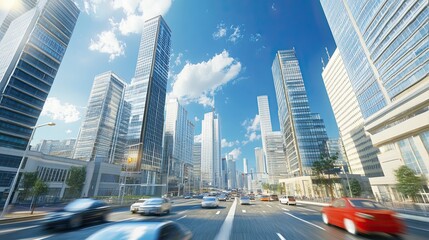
[0,0,79,193]
[73,71,130,165]
[201,111,221,187]
[320,0,428,118]
[125,16,171,189]
[272,49,328,176]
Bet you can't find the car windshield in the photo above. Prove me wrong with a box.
[144,199,163,205]
[203,197,216,202]
[135,199,145,203]
[349,199,386,209]
[64,199,94,212]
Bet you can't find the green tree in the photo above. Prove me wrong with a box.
[66,166,86,198]
[350,179,362,197]
[395,165,424,202]
[312,154,337,200]
[261,183,270,193]
[30,179,48,214]
[21,172,38,200]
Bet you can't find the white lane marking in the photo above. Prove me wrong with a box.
[283,212,325,231]
[266,205,272,208]
[297,206,318,212]
[21,235,54,240]
[242,210,246,213]
[176,215,187,221]
[408,226,429,232]
[216,211,220,215]
[281,208,290,212]
[276,233,287,240]
[0,225,39,234]
[178,210,187,215]
[214,197,237,240]
[262,211,266,213]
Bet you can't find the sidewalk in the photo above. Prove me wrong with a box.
[296,200,429,223]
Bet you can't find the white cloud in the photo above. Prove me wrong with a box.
[194,116,200,122]
[41,97,81,123]
[228,148,241,159]
[175,53,183,66]
[194,134,202,143]
[89,30,126,61]
[171,50,242,107]
[242,114,261,145]
[221,138,239,148]
[272,3,277,11]
[66,129,72,134]
[250,33,261,42]
[228,25,243,43]
[82,0,104,14]
[213,23,227,39]
[117,14,146,35]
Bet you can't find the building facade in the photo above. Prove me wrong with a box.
[226,154,237,189]
[35,139,76,158]
[73,71,130,165]
[322,49,382,177]
[257,95,273,165]
[124,16,171,194]
[272,49,328,176]
[265,131,288,183]
[192,142,201,191]
[200,111,221,187]
[0,0,79,201]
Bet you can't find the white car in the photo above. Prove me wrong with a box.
[201,197,219,208]
[130,199,147,213]
[239,196,251,205]
[279,196,296,205]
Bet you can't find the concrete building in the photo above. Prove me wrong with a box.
[35,139,76,158]
[0,0,79,201]
[265,132,288,183]
[201,112,221,188]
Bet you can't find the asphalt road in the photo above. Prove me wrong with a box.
[0,198,428,240]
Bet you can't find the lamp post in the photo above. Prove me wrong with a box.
[1,122,55,218]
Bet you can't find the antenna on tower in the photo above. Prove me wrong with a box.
[325,47,331,60]
[321,57,325,69]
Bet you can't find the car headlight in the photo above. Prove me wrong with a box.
[355,212,374,220]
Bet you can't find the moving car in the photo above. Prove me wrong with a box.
[184,195,191,199]
[240,196,251,205]
[279,196,296,205]
[87,221,192,240]
[321,198,405,236]
[138,198,172,216]
[269,194,279,201]
[218,194,228,201]
[43,198,109,230]
[130,199,147,213]
[201,196,219,208]
[260,195,270,201]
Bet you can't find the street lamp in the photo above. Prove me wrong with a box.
[0,122,56,218]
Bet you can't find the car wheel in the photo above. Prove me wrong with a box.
[322,213,329,225]
[101,213,108,222]
[69,215,82,229]
[344,218,357,235]
[166,209,170,215]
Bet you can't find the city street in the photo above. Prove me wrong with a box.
[0,198,427,240]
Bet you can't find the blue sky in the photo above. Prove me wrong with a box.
[33,0,337,172]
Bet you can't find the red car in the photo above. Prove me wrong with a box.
[321,198,405,236]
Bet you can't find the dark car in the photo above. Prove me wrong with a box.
[269,194,279,201]
[43,198,110,230]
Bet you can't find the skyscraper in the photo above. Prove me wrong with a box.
[243,158,248,189]
[35,138,76,158]
[192,141,201,189]
[201,111,221,187]
[322,49,382,177]
[0,0,79,194]
[254,147,266,181]
[265,131,288,183]
[0,0,38,42]
[124,16,171,189]
[272,49,328,176]
[257,95,273,153]
[73,71,130,164]
[226,154,237,189]
[163,98,194,192]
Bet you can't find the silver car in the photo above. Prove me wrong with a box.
[138,198,172,215]
[87,221,192,240]
[201,196,219,208]
[130,199,146,214]
[239,196,251,205]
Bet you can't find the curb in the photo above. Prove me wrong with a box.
[0,214,46,224]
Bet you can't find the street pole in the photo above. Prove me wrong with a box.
[1,122,55,219]
[343,163,352,197]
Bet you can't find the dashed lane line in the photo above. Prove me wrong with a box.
[242,210,246,213]
[283,212,325,231]
[276,233,287,240]
[266,205,272,208]
[281,208,290,212]
[176,215,187,221]
[216,211,220,215]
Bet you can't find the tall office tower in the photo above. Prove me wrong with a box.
[320,0,428,118]
[272,49,328,176]
[125,16,171,188]
[163,98,194,188]
[35,139,76,158]
[322,49,382,177]
[243,158,249,190]
[74,72,130,164]
[221,157,227,189]
[257,96,273,160]
[192,142,201,189]
[325,139,345,162]
[0,0,38,42]
[321,1,429,196]
[254,147,266,181]
[0,0,79,194]
[226,154,237,189]
[265,131,288,183]
[201,111,221,187]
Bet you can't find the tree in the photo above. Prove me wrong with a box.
[66,166,86,198]
[21,172,38,200]
[312,154,337,200]
[395,165,424,202]
[261,183,270,193]
[30,179,48,214]
[350,179,361,197]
